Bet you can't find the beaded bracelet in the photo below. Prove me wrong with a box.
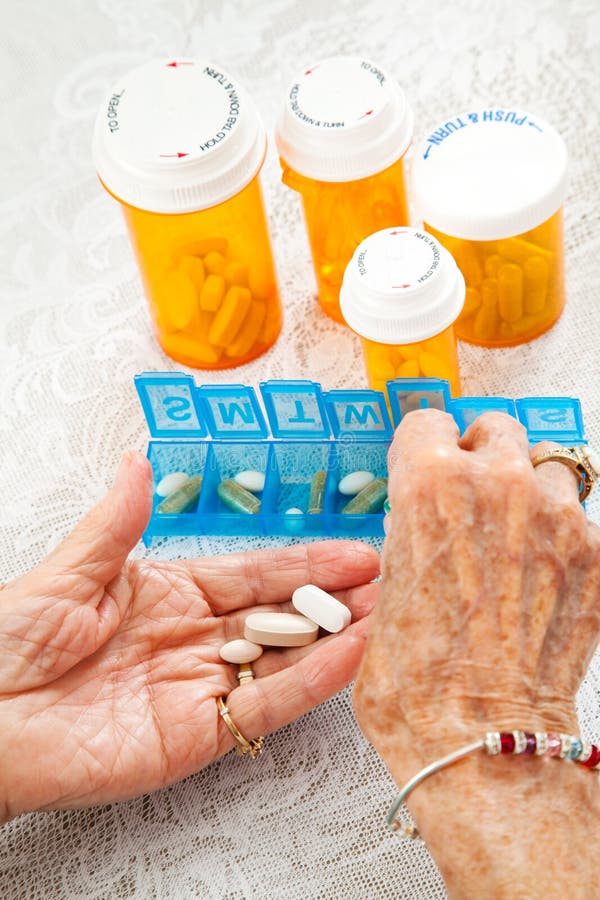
[388,730,600,838]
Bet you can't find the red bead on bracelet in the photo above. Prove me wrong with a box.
[489,731,600,768]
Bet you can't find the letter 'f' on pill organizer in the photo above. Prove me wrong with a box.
[135,372,587,545]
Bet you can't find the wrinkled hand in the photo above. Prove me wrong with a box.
[0,452,379,821]
[354,410,600,783]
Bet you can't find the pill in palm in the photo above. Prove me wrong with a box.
[156,475,202,514]
[217,479,261,514]
[219,639,264,664]
[292,584,351,633]
[337,471,375,496]
[341,477,388,514]
[234,470,265,493]
[244,612,318,647]
[155,471,189,497]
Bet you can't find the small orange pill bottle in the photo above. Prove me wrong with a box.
[411,108,568,347]
[340,228,464,396]
[275,57,413,324]
[93,59,282,369]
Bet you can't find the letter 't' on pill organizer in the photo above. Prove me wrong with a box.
[411,108,568,347]
[135,372,587,545]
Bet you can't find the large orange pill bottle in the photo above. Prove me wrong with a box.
[93,59,282,369]
[275,57,413,324]
[412,108,567,347]
[340,228,464,396]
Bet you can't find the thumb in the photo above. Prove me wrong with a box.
[46,450,153,588]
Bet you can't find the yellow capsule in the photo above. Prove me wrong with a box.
[473,278,499,339]
[497,236,552,264]
[510,313,543,337]
[161,333,222,365]
[462,286,482,316]
[396,359,420,378]
[157,271,197,331]
[179,255,205,293]
[483,254,505,278]
[523,256,549,315]
[418,351,445,378]
[498,263,523,323]
[199,274,226,312]
[224,260,248,286]
[454,241,483,288]
[225,302,267,358]
[204,250,226,275]
[173,237,228,260]
[208,286,252,347]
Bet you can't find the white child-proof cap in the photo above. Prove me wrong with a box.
[412,108,568,241]
[339,228,465,344]
[93,59,266,214]
[275,56,413,182]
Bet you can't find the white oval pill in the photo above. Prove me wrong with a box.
[338,471,375,496]
[244,612,318,647]
[219,639,264,664]
[292,584,351,633]
[234,470,265,493]
[155,471,189,497]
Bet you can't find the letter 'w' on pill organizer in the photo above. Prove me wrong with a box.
[411,108,568,347]
[134,371,588,545]
[340,228,465,396]
[92,59,282,370]
[275,56,413,324]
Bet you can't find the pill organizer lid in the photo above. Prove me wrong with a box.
[93,59,266,213]
[259,381,331,439]
[386,378,452,426]
[411,108,568,240]
[340,228,465,343]
[324,389,393,440]
[515,397,585,444]
[275,56,413,181]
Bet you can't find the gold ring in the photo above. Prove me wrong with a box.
[237,663,255,685]
[217,696,264,758]
[531,445,599,502]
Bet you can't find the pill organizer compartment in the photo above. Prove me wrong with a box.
[136,372,587,544]
[147,441,208,535]
[198,442,270,536]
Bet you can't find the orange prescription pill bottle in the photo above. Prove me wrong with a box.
[93,59,282,369]
[339,228,465,396]
[411,108,568,347]
[275,57,413,324]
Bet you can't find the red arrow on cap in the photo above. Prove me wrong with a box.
[166,61,194,67]
[390,230,404,235]
[159,152,189,158]
[392,284,411,289]
[359,109,374,119]
[304,65,319,75]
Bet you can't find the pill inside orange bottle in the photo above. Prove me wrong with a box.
[340,228,465,396]
[412,108,567,347]
[93,59,282,369]
[276,56,413,324]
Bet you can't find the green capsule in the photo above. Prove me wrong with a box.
[307,469,327,514]
[342,477,388,515]
[217,479,261,514]
[156,475,202,514]
[383,497,392,515]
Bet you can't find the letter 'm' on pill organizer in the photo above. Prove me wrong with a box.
[244,612,318,647]
[292,584,352,633]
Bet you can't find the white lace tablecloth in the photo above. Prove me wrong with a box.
[1,1,599,897]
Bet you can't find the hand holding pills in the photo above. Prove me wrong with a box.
[0,451,379,822]
[353,408,600,897]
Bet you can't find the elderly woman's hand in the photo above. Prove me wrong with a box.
[354,410,600,898]
[0,452,379,823]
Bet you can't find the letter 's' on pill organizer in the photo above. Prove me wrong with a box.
[134,371,588,545]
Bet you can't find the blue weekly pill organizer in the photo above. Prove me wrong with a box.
[136,372,587,545]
